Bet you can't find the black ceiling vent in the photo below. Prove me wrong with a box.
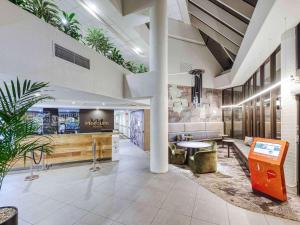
[54,44,90,69]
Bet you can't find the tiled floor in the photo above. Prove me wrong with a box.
[1,140,300,225]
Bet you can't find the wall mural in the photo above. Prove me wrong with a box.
[168,84,222,123]
[130,110,144,149]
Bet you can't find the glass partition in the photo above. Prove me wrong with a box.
[264,61,271,88]
[233,108,243,139]
[223,88,232,136]
[264,93,271,138]
[255,98,261,137]
[222,46,281,140]
[274,87,281,139]
[276,50,281,82]
[224,109,232,136]
[256,71,261,92]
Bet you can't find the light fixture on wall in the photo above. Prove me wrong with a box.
[189,69,205,108]
[221,79,285,109]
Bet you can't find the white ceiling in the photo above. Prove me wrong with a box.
[35,85,149,109]
[168,0,184,21]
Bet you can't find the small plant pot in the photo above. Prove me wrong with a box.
[0,207,18,225]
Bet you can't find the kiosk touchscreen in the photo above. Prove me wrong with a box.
[248,138,289,201]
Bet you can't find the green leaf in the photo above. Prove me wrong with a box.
[0,78,54,190]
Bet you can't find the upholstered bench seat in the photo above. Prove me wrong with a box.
[231,139,250,168]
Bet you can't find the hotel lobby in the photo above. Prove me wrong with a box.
[1,0,300,225]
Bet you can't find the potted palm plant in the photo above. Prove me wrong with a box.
[0,79,53,225]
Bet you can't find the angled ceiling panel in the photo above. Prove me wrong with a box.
[190,15,239,54]
[209,0,254,22]
[189,0,248,36]
[188,2,243,46]
[242,0,258,7]
[200,31,233,70]
[188,0,257,73]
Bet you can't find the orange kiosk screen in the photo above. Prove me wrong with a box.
[248,138,289,201]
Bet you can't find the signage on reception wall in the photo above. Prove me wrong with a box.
[79,109,114,133]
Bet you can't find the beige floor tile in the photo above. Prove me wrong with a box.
[227,204,268,225]
[151,209,191,225]
[117,202,159,225]
[162,189,196,216]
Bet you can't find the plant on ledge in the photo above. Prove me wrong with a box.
[85,28,113,57]
[137,63,149,73]
[124,61,138,73]
[108,48,124,66]
[58,11,82,41]
[0,79,53,189]
[8,0,149,73]
[8,0,27,7]
[23,0,60,26]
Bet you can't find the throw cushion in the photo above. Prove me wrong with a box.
[244,136,253,146]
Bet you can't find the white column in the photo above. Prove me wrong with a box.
[281,27,298,190]
[149,0,168,173]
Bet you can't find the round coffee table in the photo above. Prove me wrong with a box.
[177,141,212,149]
[177,141,212,162]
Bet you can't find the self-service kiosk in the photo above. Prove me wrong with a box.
[248,138,289,201]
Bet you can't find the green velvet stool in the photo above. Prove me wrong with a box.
[188,141,217,173]
[168,143,187,165]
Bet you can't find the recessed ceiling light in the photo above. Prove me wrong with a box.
[72,101,76,105]
[61,18,68,25]
[86,1,98,12]
[102,102,106,106]
[132,47,144,56]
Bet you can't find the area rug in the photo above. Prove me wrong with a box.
[172,146,300,222]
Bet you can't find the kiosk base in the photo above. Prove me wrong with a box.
[248,138,289,202]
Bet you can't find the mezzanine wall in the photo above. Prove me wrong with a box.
[0,0,126,99]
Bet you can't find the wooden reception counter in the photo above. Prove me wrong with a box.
[14,132,113,169]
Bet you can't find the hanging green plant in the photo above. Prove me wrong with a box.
[108,48,124,65]
[58,11,82,41]
[85,28,114,56]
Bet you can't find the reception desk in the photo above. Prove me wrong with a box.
[14,132,113,169]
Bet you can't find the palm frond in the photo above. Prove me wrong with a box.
[0,78,54,190]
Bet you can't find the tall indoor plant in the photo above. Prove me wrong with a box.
[0,79,53,225]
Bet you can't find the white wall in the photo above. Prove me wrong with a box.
[0,1,126,99]
[168,37,223,88]
[281,27,298,190]
[135,18,223,88]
